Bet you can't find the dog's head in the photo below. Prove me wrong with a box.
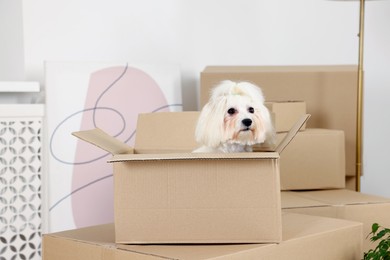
[195,80,274,149]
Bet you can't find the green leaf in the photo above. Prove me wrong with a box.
[373,223,380,234]
[364,251,375,260]
[364,223,390,260]
[373,230,390,242]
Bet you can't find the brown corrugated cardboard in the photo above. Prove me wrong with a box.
[200,65,357,181]
[72,113,310,244]
[265,101,307,133]
[42,213,363,260]
[346,175,357,191]
[277,128,346,190]
[135,111,199,153]
[281,189,390,253]
[112,154,281,244]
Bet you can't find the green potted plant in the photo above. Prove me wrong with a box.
[364,223,390,260]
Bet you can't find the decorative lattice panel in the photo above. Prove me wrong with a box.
[0,119,42,260]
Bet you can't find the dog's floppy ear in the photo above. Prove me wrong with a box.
[195,97,226,148]
[255,104,275,145]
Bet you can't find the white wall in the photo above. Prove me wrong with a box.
[360,1,390,197]
[0,0,24,80]
[22,0,361,110]
[5,0,390,196]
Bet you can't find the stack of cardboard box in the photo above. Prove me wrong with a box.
[264,101,345,190]
[263,99,390,253]
[43,112,363,259]
[200,65,390,254]
[42,65,390,259]
[200,65,359,189]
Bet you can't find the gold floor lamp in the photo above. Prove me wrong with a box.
[356,0,365,192]
[332,0,367,191]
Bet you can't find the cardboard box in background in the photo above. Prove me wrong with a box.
[346,176,357,191]
[277,128,346,190]
[281,189,390,253]
[200,66,358,187]
[265,101,307,133]
[42,213,363,260]
[72,113,309,244]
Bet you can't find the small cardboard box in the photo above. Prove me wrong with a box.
[200,65,357,178]
[42,213,362,260]
[73,112,309,244]
[281,189,390,253]
[277,128,346,190]
[265,101,307,133]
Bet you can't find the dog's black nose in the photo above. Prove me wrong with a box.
[242,118,252,127]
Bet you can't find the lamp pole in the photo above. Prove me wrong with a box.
[356,0,365,191]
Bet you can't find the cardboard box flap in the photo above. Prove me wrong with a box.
[72,128,133,155]
[108,151,279,163]
[135,111,199,152]
[275,114,311,154]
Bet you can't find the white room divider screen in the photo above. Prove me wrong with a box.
[0,104,44,260]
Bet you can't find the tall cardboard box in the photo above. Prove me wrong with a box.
[201,66,358,186]
[73,112,309,244]
[42,213,363,260]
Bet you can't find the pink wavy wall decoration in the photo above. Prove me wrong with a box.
[71,65,170,227]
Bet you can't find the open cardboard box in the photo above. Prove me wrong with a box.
[42,213,363,260]
[73,112,310,244]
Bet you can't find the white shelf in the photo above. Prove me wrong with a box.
[0,81,40,92]
[0,104,45,117]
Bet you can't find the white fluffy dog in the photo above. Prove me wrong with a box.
[193,80,274,153]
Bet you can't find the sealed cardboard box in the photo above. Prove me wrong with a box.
[265,101,307,133]
[73,113,309,244]
[281,189,390,253]
[200,65,357,179]
[277,128,346,190]
[42,213,362,260]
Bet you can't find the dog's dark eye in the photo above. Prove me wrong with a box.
[248,107,254,113]
[227,108,236,115]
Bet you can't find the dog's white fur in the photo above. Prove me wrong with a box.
[193,80,274,153]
